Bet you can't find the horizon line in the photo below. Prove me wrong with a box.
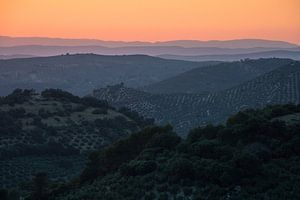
[1,35,299,45]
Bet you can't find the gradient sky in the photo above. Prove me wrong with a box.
[1,0,300,43]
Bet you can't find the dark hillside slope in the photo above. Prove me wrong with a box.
[0,89,152,188]
[94,61,300,135]
[0,54,214,96]
[49,105,300,200]
[144,58,293,94]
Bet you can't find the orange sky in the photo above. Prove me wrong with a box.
[1,0,300,43]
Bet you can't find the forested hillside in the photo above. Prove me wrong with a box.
[0,89,152,189]
[94,60,300,135]
[144,58,292,94]
[30,104,300,200]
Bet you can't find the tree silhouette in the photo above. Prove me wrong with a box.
[31,172,49,200]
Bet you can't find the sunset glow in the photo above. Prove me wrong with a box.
[1,0,300,43]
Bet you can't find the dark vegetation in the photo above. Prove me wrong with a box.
[0,88,152,158]
[1,57,300,199]
[9,104,298,200]
[0,89,153,189]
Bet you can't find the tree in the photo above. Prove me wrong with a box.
[31,172,49,200]
[0,189,8,200]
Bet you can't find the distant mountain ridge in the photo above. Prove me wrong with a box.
[1,36,299,58]
[1,45,300,58]
[1,36,298,48]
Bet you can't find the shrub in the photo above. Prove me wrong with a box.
[80,126,167,183]
[0,189,8,200]
[81,96,109,108]
[38,108,52,119]
[30,172,49,200]
[158,193,168,200]
[144,192,156,200]
[0,89,33,106]
[166,157,195,181]
[188,124,223,142]
[92,108,108,115]
[134,161,157,175]
[189,139,221,159]
[233,151,262,178]
[41,89,80,103]
[146,130,181,150]
[183,187,193,196]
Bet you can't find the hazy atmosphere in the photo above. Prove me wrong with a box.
[1,0,300,43]
[0,1,300,200]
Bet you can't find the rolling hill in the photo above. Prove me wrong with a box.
[0,54,215,96]
[2,45,300,58]
[94,60,300,135]
[43,105,300,200]
[144,58,292,94]
[159,50,300,62]
[0,89,152,188]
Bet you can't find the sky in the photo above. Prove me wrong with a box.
[1,0,300,44]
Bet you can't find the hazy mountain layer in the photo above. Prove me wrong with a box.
[0,54,213,96]
[0,54,36,59]
[1,36,298,48]
[1,45,300,58]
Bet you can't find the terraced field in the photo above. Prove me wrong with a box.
[94,61,300,136]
